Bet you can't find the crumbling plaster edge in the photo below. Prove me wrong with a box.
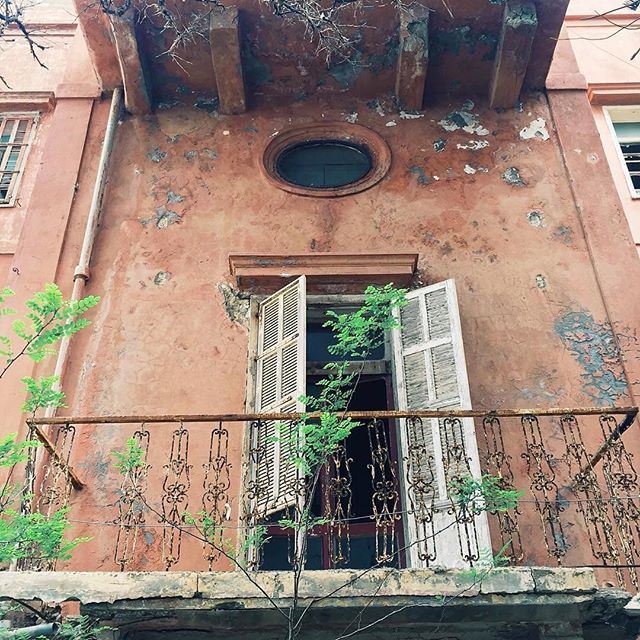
[0,567,606,606]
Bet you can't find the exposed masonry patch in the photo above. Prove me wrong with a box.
[146,147,167,163]
[554,225,575,245]
[431,26,499,63]
[409,165,430,186]
[218,283,250,326]
[502,167,526,187]
[166,134,181,144]
[527,210,545,227]
[439,100,489,136]
[328,51,364,88]
[520,117,549,142]
[386,120,397,127]
[367,98,386,117]
[535,274,546,289]
[505,3,538,29]
[434,138,447,152]
[184,150,198,160]
[141,206,183,229]
[457,140,490,151]
[194,96,219,113]
[345,112,358,123]
[167,191,185,203]
[555,311,629,405]
[154,271,171,286]
[400,111,424,120]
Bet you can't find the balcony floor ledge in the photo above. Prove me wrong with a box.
[0,567,633,633]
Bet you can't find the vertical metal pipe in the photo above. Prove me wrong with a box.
[44,87,123,418]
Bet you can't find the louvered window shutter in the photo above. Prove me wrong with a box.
[253,276,306,517]
[391,279,491,568]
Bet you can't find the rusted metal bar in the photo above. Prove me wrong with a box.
[578,408,639,476]
[30,424,84,490]
[27,406,638,426]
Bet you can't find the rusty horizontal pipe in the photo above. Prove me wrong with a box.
[27,406,639,426]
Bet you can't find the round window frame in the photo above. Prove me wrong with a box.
[261,123,391,197]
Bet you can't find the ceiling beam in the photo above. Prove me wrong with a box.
[210,8,247,115]
[489,0,538,109]
[395,7,429,112]
[110,14,151,115]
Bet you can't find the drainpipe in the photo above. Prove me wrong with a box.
[44,87,123,418]
[2,622,60,638]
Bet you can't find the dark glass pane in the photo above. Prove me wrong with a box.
[343,536,399,569]
[260,535,291,570]
[277,141,372,189]
[307,320,384,362]
[305,536,323,570]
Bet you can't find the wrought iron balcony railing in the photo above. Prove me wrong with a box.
[21,407,640,588]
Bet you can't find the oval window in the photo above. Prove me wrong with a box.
[276,140,373,189]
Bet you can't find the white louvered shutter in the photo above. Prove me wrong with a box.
[391,279,491,568]
[254,276,306,517]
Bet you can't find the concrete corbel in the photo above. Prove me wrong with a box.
[395,7,430,112]
[489,0,538,109]
[209,7,247,114]
[110,13,152,115]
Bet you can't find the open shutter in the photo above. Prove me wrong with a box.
[253,276,306,517]
[392,279,490,568]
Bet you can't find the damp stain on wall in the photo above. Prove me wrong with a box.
[554,311,629,405]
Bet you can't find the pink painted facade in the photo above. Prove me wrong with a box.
[552,0,640,255]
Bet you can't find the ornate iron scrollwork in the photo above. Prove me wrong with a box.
[113,424,150,571]
[161,423,192,570]
[202,423,232,569]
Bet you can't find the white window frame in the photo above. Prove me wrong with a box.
[603,105,640,200]
[0,112,38,208]
[244,281,491,570]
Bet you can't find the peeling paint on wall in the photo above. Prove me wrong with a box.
[154,271,172,286]
[399,111,424,120]
[505,3,538,29]
[434,138,447,152]
[519,118,549,141]
[146,147,167,163]
[368,34,399,74]
[218,283,250,326]
[457,140,489,150]
[141,206,183,229]
[167,191,185,203]
[194,96,220,113]
[555,311,629,405]
[242,44,273,89]
[502,167,526,187]
[527,210,545,227]
[439,101,490,136]
[431,26,498,63]
[328,52,364,89]
[464,164,488,174]
[553,225,575,245]
[409,165,430,186]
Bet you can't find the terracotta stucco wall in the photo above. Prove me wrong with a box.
[27,92,634,572]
